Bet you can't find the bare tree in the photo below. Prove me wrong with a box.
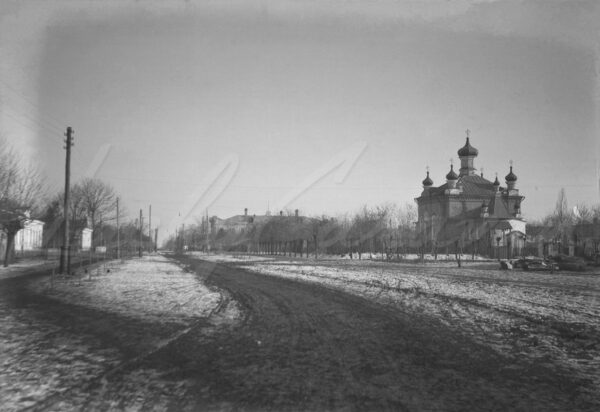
[53,178,118,247]
[43,178,122,249]
[554,188,570,224]
[0,139,44,266]
[573,203,594,224]
[548,188,573,249]
[75,178,117,233]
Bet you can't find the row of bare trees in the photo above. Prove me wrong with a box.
[41,178,122,248]
[544,188,600,225]
[165,186,600,260]
[529,188,600,255]
[169,203,418,259]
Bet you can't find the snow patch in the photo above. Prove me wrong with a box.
[32,255,222,322]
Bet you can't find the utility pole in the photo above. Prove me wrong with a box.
[139,209,143,257]
[116,197,120,260]
[148,204,152,253]
[154,228,158,253]
[181,223,185,253]
[205,209,210,254]
[59,127,74,274]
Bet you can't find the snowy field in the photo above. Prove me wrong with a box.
[204,253,600,401]
[0,255,225,411]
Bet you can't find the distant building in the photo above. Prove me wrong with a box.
[14,219,44,252]
[415,132,526,258]
[212,208,303,234]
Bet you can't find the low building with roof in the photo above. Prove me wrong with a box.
[415,131,526,258]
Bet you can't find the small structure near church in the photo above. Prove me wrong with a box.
[415,130,526,259]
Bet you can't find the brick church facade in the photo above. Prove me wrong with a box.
[415,132,526,258]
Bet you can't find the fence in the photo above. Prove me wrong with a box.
[10,244,155,266]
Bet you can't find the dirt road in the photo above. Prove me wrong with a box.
[152,256,596,411]
[2,256,596,411]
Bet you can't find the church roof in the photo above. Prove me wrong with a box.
[460,175,498,196]
[427,174,499,197]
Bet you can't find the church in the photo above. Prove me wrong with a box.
[415,132,526,258]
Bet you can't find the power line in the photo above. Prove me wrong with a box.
[1,105,64,139]
[0,91,65,142]
[0,79,66,131]
[0,95,65,136]
[0,79,93,170]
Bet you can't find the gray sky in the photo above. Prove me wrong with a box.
[1,0,599,241]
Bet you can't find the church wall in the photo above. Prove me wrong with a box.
[417,195,446,221]
[447,197,483,218]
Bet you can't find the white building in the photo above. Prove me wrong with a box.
[14,219,44,252]
[81,228,93,251]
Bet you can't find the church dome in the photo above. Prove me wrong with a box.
[446,164,458,180]
[493,175,500,186]
[422,171,433,187]
[505,166,517,182]
[458,137,479,157]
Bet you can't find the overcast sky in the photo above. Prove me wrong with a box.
[1,0,599,241]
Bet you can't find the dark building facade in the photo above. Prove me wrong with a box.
[415,133,526,258]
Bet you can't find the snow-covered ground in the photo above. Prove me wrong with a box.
[204,253,600,398]
[33,255,222,323]
[0,257,58,280]
[0,255,225,411]
[188,251,274,263]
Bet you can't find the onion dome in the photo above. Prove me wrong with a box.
[505,166,517,182]
[446,164,458,180]
[457,137,479,157]
[493,175,500,186]
[422,171,433,187]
